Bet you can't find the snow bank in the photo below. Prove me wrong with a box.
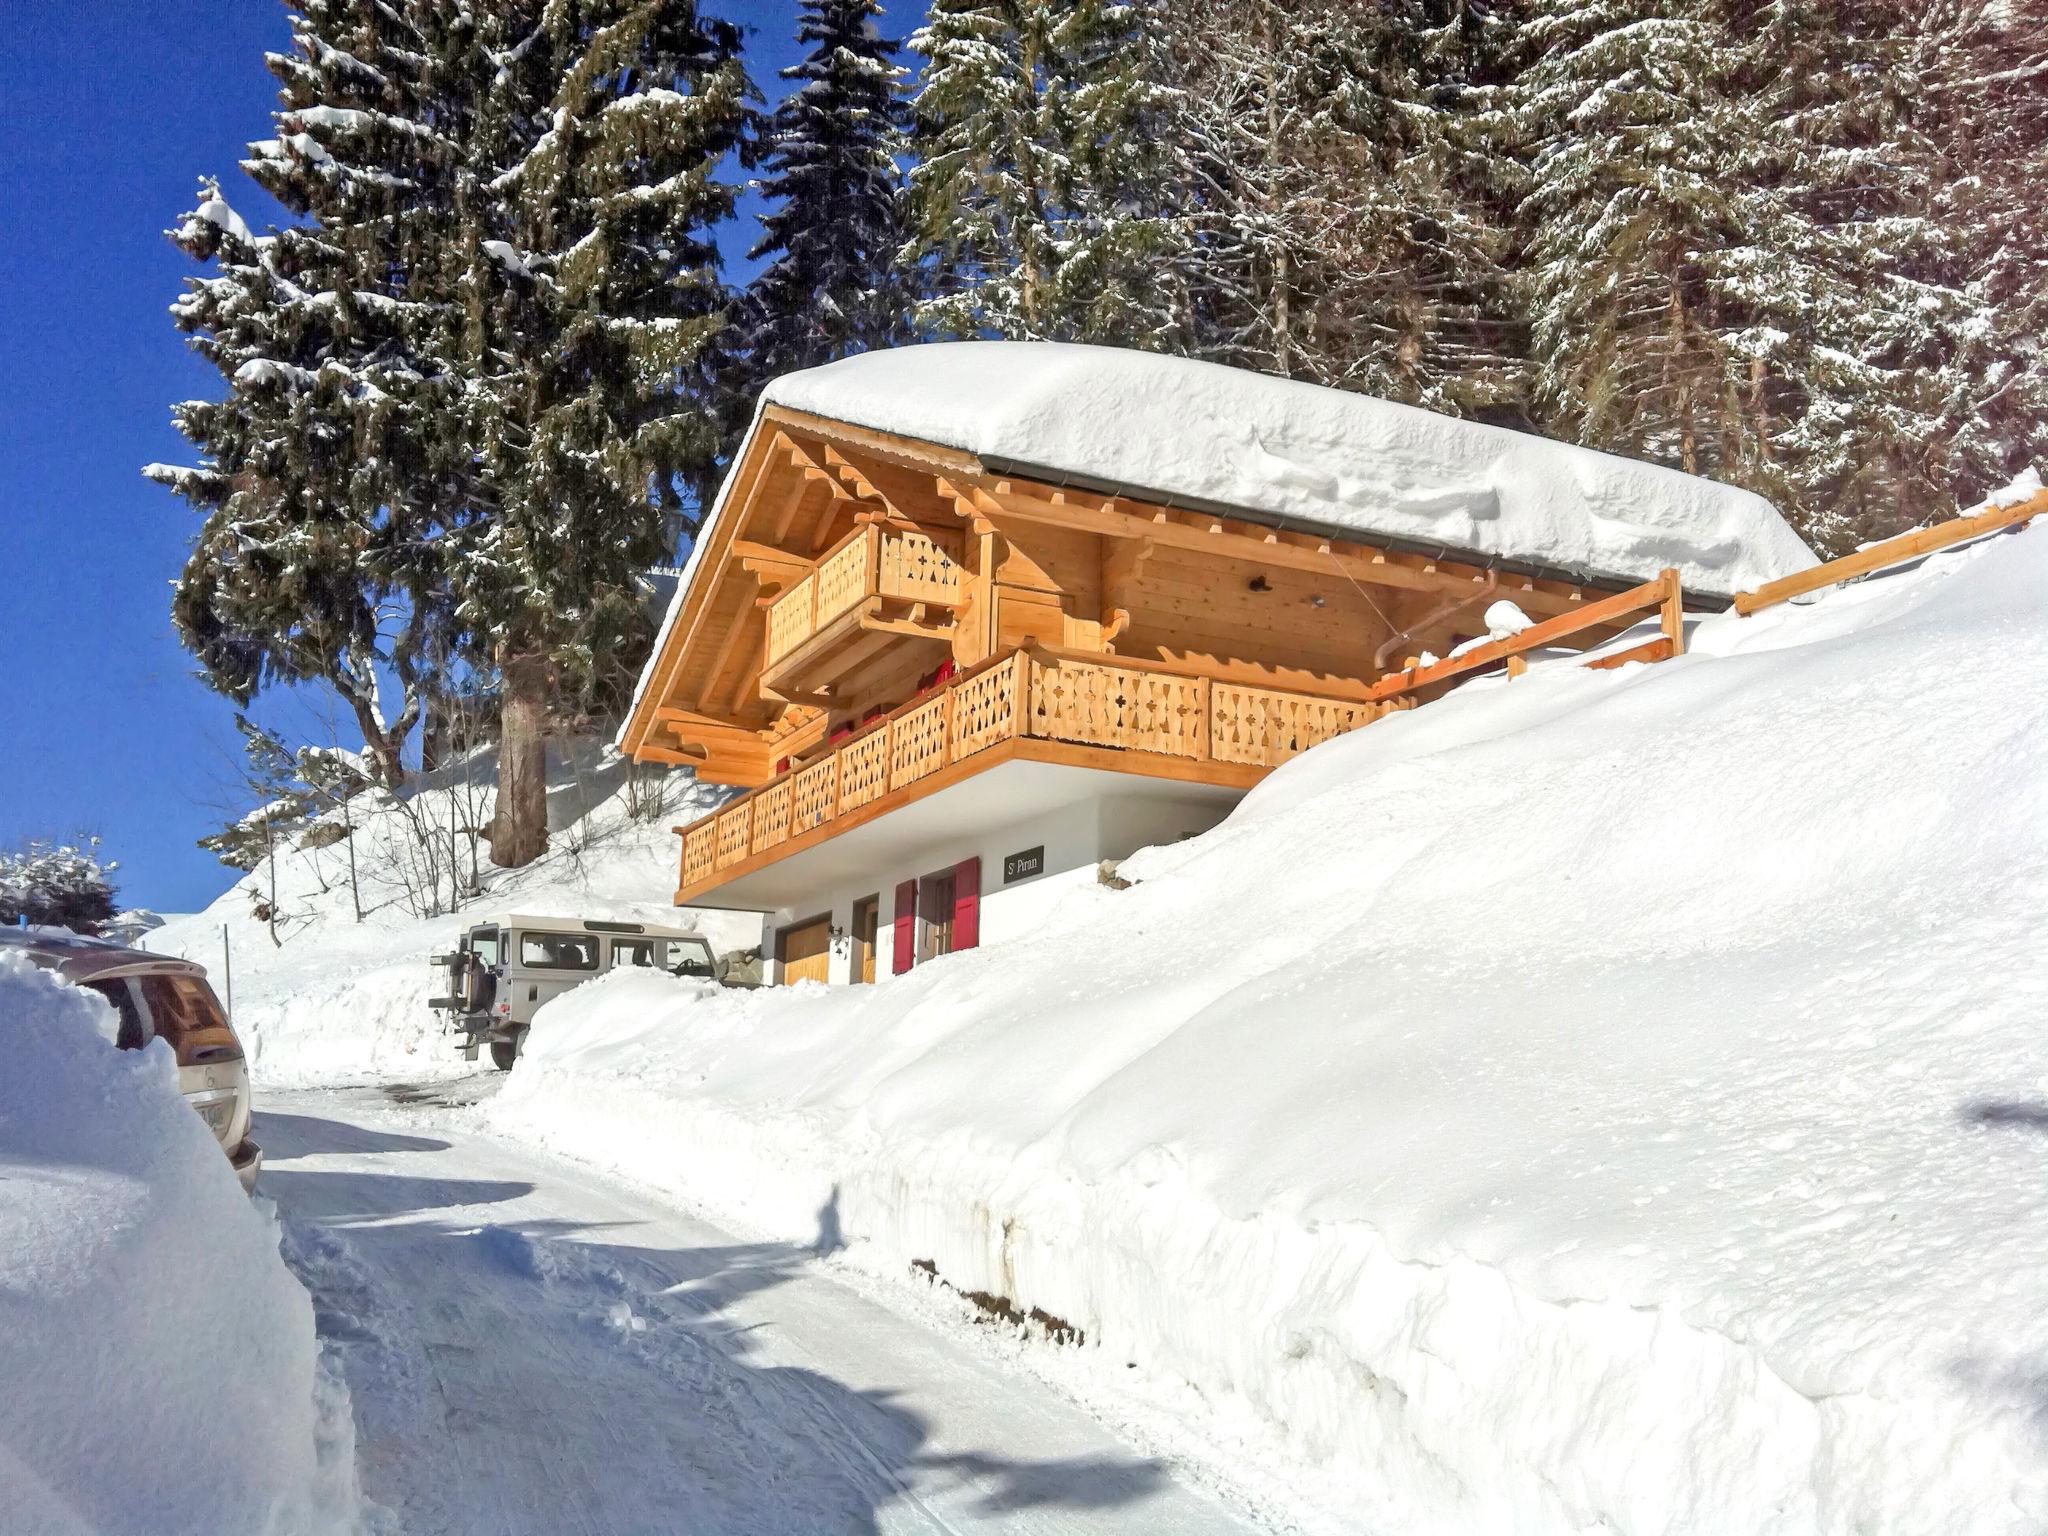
[0,956,360,1534]
[146,742,757,1088]
[500,507,2048,1535]
[762,341,1816,597]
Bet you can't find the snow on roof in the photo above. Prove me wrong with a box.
[623,342,1820,748]
[763,342,1817,599]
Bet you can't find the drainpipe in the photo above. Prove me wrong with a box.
[1374,572,1500,671]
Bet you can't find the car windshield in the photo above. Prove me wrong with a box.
[138,974,241,1067]
[670,940,716,978]
[519,932,598,970]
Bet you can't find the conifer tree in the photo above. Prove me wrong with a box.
[155,2,752,867]
[904,0,1183,346]
[1510,0,1979,547]
[1929,0,2048,504]
[1152,0,1524,412]
[451,4,752,865]
[0,840,119,934]
[742,0,909,387]
[150,0,461,788]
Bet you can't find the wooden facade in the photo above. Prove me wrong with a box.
[622,406,1693,906]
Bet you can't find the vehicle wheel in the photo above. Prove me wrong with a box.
[489,1038,520,1072]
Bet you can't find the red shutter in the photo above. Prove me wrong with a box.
[892,879,918,974]
[951,857,981,951]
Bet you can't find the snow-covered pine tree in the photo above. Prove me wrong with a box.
[149,1,459,789]
[1512,0,1983,547]
[1513,0,1773,484]
[1927,0,2048,505]
[0,839,119,934]
[454,2,752,866]
[904,0,1183,346]
[1152,0,1524,413]
[742,0,909,389]
[155,3,752,868]
[1737,0,1980,546]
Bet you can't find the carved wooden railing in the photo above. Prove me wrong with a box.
[674,649,1387,894]
[763,526,967,666]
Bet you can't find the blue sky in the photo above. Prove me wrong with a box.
[0,0,818,914]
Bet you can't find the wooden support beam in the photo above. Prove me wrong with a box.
[722,633,766,717]
[636,743,705,767]
[973,478,1498,599]
[759,687,835,710]
[653,706,761,740]
[764,472,815,545]
[1732,489,2048,615]
[729,539,813,571]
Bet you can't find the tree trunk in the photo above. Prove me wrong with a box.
[490,654,551,869]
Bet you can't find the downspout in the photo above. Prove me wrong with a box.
[1374,572,1500,671]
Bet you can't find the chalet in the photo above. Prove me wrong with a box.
[619,342,1816,986]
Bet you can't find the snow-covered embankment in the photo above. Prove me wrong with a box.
[0,956,362,1534]
[492,510,2048,1534]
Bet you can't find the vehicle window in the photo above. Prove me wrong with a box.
[519,932,598,970]
[670,940,716,979]
[469,929,500,966]
[137,975,241,1067]
[82,978,148,1051]
[611,938,657,968]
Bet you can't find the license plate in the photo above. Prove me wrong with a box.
[191,1098,233,1133]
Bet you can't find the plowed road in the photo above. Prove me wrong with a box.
[259,1086,1267,1536]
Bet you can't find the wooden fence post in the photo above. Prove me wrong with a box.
[1660,568,1686,657]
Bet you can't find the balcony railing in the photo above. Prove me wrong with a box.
[765,525,966,667]
[676,649,1389,895]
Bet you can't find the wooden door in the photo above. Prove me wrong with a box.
[851,896,879,984]
[777,916,832,986]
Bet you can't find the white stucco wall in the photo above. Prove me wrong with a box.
[756,790,1239,986]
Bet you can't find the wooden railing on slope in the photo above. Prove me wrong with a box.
[1366,569,1686,702]
[1732,488,2048,616]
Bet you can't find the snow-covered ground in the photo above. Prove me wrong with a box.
[0,956,361,1535]
[144,743,757,1087]
[135,497,2048,1533]
[262,1081,1274,1534]
[489,512,2048,1535]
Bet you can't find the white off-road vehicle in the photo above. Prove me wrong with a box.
[430,914,722,1070]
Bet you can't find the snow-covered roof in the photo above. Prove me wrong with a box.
[762,342,1817,599]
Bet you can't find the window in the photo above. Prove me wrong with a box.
[668,939,717,979]
[519,932,598,970]
[611,938,658,968]
[468,928,500,966]
[922,873,956,962]
[82,978,148,1051]
[137,974,240,1066]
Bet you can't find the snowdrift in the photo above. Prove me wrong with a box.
[0,955,360,1534]
[146,744,757,1087]
[498,515,2048,1535]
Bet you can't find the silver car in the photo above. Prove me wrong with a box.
[6,929,261,1193]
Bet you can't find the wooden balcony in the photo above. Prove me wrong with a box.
[761,524,966,694]
[674,649,1393,903]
